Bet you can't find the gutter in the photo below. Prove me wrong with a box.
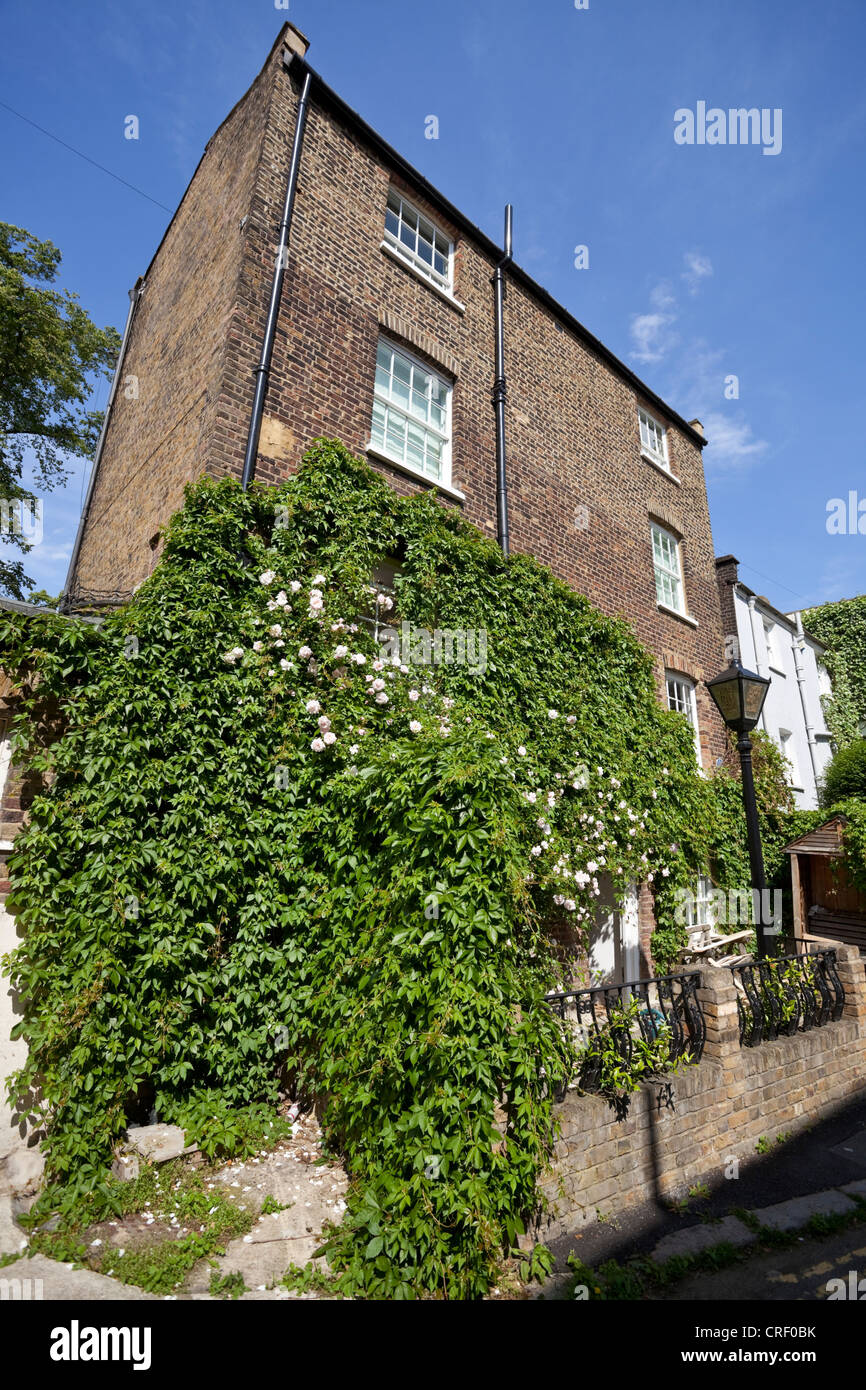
[492,205,513,555]
[241,64,312,490]
[61,279,144,611]
[791,609,822,797]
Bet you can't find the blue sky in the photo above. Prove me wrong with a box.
[2,0,864,612]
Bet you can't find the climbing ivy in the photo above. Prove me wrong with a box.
[0,438,803,1297]
[804,595,866,751]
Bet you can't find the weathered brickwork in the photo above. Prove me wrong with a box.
[534,944,866,1238]
[70,24,728,767]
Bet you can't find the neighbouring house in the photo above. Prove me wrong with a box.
[785,814,866,954]
[716,555,833,809]
[60,21,730,981]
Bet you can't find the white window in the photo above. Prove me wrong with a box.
[384,188,453,290]
[778,728,801,788]
[763,619,782,670]
[666,671,702,765]
[684,875,717,930]
[651,523,685,614]
[370,339,452,484]
[639,407,669,468]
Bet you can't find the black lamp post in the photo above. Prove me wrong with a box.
[705,660,772,958]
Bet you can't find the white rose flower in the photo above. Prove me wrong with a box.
[408,690,420,702]
[323,730,337,746]
[517,746,527,757]
[310,737,325,752]
[312,574,326,586]
[371,678,385,692]
[268,625,282,637]
[349,744,359,755]
[279,659,290,670]
[334,645,349,659]
[305,699,321,715]
[290,580,302,593]
[409,720,422,733]
[318,715,331,731]
[252,642,263,651]
[375,692,389,705]
[259,571,275,586]
[298,645,312,660]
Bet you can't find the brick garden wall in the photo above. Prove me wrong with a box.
[533,944,866,1240]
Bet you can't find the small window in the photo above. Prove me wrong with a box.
[384,188,453,290]
[651,523,685,614]
[684,875,717,930]
[370,339,452,485]
[666,671,701,765]
[763,619,782,670]
[778,729,801,788]
[639,407,669,468]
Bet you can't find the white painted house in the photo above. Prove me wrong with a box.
[716,556,833,809]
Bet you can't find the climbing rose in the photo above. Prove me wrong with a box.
[409,720,422,733]
[318,715,331,731]
[310,737,325,752]
[312,574,326,586]
[305,699,321,715]
[259,571,275,586]
[323,730,337,746]
[408,690,420,702]
[375,692,389,705]
[334,645,349,659]
[268,625,282,637]
[298,645,312,660]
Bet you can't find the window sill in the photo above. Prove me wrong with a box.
[365,444,466,502]
[380,241,466,314]
[658,603,698,628]
[641,450,680,484]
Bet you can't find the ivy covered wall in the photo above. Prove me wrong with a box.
[0,439,810,1296]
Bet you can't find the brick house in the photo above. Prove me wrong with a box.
[58,21,728,978]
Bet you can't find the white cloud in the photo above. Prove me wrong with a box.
[629,311,677,363]
[682,252,713,295]
[701,411,769,475]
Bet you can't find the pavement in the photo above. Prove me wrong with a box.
[541,1094,866,1302]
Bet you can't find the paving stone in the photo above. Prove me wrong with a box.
[828,1128,866,1168]
[124,1124,188,1163]
[839,1178,866,1198]
[3,1145,45,1196]
[2,1253,159,1300]
[751,1189,856,1232]
[652,1215,754,1263]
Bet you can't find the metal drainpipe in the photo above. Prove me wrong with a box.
[792,609,821,799]
[491,205,513,555]
[744,590,768,732]
[241,70,312,491]
[61,278,144,612]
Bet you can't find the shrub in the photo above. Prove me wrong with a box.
[821,739,866,806]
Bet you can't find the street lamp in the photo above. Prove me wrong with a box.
[705,660,772,958]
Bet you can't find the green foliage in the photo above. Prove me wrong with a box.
[24,1159,253,1295]
[804,595,866,751]
[175,1097,292,1163]
[209,1269,247,1299]
[0,222,121,596]
[821,738,866,806]
[0,438,804,1298]
[575,996,692,1100]
[515,1242,555,1285]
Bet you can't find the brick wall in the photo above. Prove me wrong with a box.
[533,944,866,1238]
[67,23,728,768]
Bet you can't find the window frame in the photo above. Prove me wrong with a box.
[383,188,454,292]
[369,337,453,489]
[665,669,702,766]
[651,522,686,616]
[639,406,670,470]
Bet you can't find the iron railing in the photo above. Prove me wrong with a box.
[730,949,845,1047]
[545,971,705,1092]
